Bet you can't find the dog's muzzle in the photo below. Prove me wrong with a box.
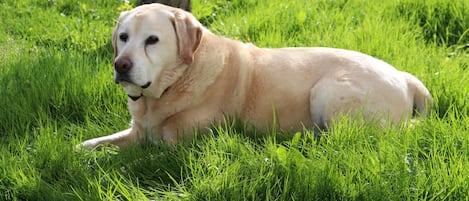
[128,94,143,101]
[123,81,152,101]
[114,72,132,84]
[113,57,153,101]
[114,57,133,84]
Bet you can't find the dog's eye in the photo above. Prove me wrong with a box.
[145,35,159,45]
[119,33,128,42]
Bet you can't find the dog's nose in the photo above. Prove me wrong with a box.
[114,57,133,74]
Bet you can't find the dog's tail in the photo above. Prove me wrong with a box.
[403,72,433,117]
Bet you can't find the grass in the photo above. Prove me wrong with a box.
[1,0,468,200]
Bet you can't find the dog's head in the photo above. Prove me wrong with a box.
[112,4,202,100]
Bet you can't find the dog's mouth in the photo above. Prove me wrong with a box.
[126,81,152,101]
[128,94,143,101]
[125,82,171,101]
[114,72,172,101]
[114,72,132,84]
[141,81,151,89]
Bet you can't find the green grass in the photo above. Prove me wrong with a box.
[1,0,468,200]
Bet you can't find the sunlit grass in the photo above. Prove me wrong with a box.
[0,0,468,200]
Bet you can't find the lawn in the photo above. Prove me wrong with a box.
[0,0,468,200]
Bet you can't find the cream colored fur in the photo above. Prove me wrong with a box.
[80,4,432,150]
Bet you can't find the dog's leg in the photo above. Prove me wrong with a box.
[79,128,142,150]
[159,108,221,143]
[309,81,330,138]
[309,78,369,135]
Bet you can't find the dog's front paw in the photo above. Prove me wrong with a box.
[75,139,102,151]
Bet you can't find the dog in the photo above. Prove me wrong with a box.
[79,4,432,150]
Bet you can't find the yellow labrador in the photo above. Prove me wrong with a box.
[80,4,432,149]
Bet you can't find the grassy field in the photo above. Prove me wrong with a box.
[1,0,468,200]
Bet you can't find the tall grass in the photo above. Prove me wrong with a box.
[1,0,468,200]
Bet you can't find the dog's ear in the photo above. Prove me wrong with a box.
[112,23,119,59]
[171,11,202,65]
[112,11,130,59]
